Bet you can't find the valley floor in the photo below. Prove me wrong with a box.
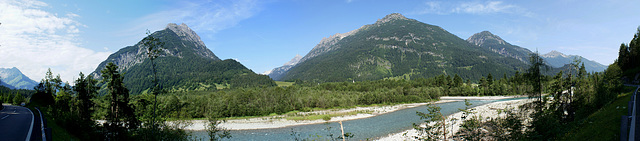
[377,97,533,140]
[181,96,523,131]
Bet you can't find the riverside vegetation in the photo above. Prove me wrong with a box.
[411,28,640,140]
[3,26,639,141]
[21,61,533,140]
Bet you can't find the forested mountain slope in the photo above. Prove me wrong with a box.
[281,13,526,82]
[91,23,274,94]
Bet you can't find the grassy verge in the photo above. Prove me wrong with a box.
[275,81,294,87]
[26,106,79,140]
[560,91,631,141]
[47,119,81,140]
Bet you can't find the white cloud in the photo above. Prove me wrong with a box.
[117,0,262,41]
[415,1,446,15]
[0,0,111,84]
[453,1,513,14]
[416,1,534,17]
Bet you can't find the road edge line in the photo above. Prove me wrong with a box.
[25,107,34,141]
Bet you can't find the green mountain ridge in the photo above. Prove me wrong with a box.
[281,13,527,82]
[91,23,275,94]
[0,67,38,89]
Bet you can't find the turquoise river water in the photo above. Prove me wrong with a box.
[190,97,529,140]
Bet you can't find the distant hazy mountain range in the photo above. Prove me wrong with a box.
[263,54,302,80]
[467,31,607,72]
[267,13,607,82]
[0,67,38,89]
[540,50,607,72]
[91,23,274,94]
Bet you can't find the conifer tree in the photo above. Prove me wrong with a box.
[74,72,98,121]
[101,62,139,140]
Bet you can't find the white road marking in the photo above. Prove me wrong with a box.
[0,115,9,120]
[25,107,34,141]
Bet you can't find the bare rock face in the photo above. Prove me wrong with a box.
[283,54,303,66]
[166,23,204,47]
[466,31,507,46]
[92,23,220,78]
[166,23,219,60]
[541,50,569,58]
[375,13,409,24]
[298,32,351,63]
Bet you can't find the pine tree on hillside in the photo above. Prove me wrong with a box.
[74,72,98,121]
[526,50,548,103]
[101,63,139,140]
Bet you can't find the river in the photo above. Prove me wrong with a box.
[190,97,529,140]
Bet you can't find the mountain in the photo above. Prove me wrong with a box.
[541,50,607,72]
[0,67,38,89]
[280,13,527,82]
[265,54,302,80]
[0,81,14,89]
[91,23,275,94]
[466,31,607,72]
[466,31,532,63]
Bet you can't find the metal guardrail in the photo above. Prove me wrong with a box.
[34,107,49,141]
[623,86,640,141]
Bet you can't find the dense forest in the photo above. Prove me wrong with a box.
[129,72,531,119]
[0,83,33,105]
[617,28,640,78]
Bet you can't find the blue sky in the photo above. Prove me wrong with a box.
[1,0,639,83]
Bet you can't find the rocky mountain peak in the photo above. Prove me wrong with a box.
[163,23,219,60]
[165,23,205,47]
[376,13,408,24]
[284,54,303,66]
[467,31,507,46]
[265,54,303,78]
[299,31,356,63]
[543,50,568,58]
[91,23,221,78]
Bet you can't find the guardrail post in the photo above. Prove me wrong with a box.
[622,115,630,141]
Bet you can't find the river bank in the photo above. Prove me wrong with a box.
[182,96,522,131]
[377,97,533,140]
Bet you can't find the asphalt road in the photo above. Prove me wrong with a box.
[0,105,34,141]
